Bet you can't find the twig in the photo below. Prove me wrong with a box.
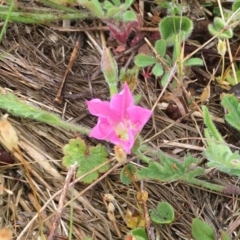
[17,160,119,240]
[47,163,77,240]
[140,181,154,240]
[54,36,81,104]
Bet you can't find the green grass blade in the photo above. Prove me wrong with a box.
[0,0,14,43]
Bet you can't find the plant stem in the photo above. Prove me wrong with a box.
[221,55,225,81]
[132,148,151,164]
[109,84,118,96]
[186,178,225,193]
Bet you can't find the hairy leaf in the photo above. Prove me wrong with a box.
[62,138,110,183]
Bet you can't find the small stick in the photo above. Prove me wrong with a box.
[47,163,78,240]
[54,36,81,104]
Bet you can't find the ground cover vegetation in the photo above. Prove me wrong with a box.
[0,0,240,239]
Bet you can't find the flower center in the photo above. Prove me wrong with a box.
[115,120,133,140]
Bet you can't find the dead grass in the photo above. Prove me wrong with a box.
[0,1,240,240]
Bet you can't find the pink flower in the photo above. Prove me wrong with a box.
[87,83,152,154]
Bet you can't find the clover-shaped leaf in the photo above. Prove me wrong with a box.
[159,16,193,46]
[62,138,110,183]
[149,202,175,224]
[192,218,215,240]
[208,17,233,39]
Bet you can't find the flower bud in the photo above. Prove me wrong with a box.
[101,47,118,96]
[217,39,226,56]
[114,145,127,164]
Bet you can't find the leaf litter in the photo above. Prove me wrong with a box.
[0,0,239,240]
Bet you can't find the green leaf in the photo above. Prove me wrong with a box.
[192,218,215,240]
[232,0,240,12]
[124,0,134,8]
[134,54,157,67]
[123,10,136,22]
[221,94,240,131]
[152,63,163,77]
[220,230,231,240]
[111,0,121,6]
[62,138,110,183]
[103,0,114,10]
[106,6,122,18]
[132,147,226,192]
[208,17,233,39]
[128,228,148,240]
[161,72,170,86]
[202,106,224,142]
[159,16,193,46]
[155,39,166,57]
[184,58,203,66]
[136,151,204,182]
[203,105,240,177]
[149,202,174,224]
[78,0,104,18]
[120,164,137,184]
[0,92,90,134]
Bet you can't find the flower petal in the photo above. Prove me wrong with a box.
[89,118,115,140]
[110,83,134,118]
[127,106,152,132]
[87,99,120,123]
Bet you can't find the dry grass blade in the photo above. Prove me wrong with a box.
[0,1,239,240]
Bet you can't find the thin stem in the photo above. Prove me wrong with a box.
[221,55,225,82]
[109,84,118,97]
[132,148,151,164]
[187,178,225,193]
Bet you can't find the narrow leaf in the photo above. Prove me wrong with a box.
[221,94,240,131]
[134,54,157,67]
[155,39,166,57]
[184,58,203,66]
[0,92,90,134]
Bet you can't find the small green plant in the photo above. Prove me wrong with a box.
[192,218,231,240]
[208,17,233,39]
[208,1,240,86]
[208,0,240,39]
[134,16,203,86]
[62,138,110,183]
[156,1,189,15]
[79,0,136,21]
[1,0,136,24]
[203,105,240,177]
[221,94,240,131]
[0,92,90,134]
[121,150,226,193]
[159,16,193,46]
